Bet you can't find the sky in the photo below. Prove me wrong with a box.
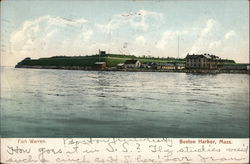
[1,0,249,66]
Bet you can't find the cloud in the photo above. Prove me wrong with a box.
[209,41,222,49]
[155,19,231,57]
[224,30,236,40]
[95,9,163,32]
[10,15,92,58]
[189,19,218,53]
[81,30,93,40]
[188,20,241,61]
[5,13,247,66]
[46,16,88,27]
[200,19,216,37]
[135,35,146,45]
[156,30,188,50]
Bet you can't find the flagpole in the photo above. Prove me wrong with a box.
[178,34,180,59]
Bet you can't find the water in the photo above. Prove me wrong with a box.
[1,67,249,137]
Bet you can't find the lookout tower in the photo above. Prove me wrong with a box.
[99,50,106,55]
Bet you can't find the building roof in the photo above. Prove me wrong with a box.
[95,62,106,65]
[157,63,175,66]
[117,63,124,66]
[186,53,219,59]
[124,59,139,64]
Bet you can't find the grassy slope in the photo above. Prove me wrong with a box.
[20,54,185,67]
[222,63,249,66]
[21,55,105,67]
[105,54,185,67]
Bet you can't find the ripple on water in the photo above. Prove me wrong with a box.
[1,68,249,137]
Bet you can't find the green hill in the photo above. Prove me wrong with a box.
[105,54,185,67]
[17,55,104,67]
[16,53,186,68]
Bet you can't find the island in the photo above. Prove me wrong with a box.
[15,50,249,74]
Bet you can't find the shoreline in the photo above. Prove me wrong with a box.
[15,65,250,74]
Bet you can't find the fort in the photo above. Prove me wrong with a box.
[15,51,250,74]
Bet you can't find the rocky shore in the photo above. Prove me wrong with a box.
[15,65,250,74]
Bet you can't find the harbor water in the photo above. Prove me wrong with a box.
[1,67,249,137]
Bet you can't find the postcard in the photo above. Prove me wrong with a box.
[0,0,249,163]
